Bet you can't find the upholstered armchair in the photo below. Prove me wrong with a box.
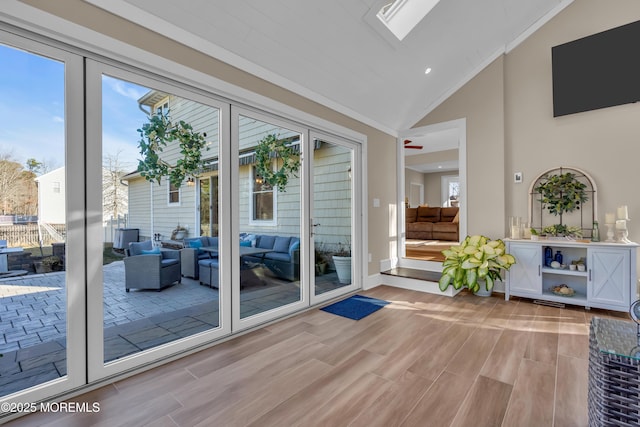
[124,240,181,292]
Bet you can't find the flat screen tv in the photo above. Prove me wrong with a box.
[552,20,640,117]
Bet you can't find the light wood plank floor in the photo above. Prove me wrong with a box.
[5,285,630,427]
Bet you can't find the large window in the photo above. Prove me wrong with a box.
[251,165,274,222]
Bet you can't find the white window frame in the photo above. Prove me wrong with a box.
[249,164,277,226]
[168,181,181,206]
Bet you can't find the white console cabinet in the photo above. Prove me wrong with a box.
[505,239,638,311]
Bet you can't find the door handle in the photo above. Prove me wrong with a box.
[311,223,321,237]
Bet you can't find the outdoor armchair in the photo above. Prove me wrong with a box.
[124,240,181,292]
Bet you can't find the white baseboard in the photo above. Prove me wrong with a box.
[381,274,461,297]
[364,273,382,290]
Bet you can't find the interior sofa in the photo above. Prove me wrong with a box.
[181,236,218,280]
[242,234,300,282]
[405,206,459,241]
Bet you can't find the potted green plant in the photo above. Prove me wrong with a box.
[439,235,516,296]
[534,172,588,236]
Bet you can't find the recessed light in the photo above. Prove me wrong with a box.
[425,67,432,75]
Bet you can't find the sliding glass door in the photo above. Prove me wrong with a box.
[310,133,360,305]
[231,107,307,330]
[86,61,231,380]
[0,32,85,402]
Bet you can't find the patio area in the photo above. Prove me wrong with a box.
[0,261,341,397]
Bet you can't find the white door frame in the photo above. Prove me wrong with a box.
[309,131,362,306]
[397,118,467,270]
[85,61,232,381]
[0,30,86,404]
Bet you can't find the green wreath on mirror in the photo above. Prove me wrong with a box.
[254,134,300,192]
[137,110,208,188]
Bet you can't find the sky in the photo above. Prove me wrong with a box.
[0,43,149,174]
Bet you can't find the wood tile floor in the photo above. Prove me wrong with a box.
[5,285,631,427]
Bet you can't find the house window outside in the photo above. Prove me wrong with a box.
[168,182,180,205]
[52,182,61,193]
[251,165,274,222]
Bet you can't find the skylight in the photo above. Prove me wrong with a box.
[376,0,441,41]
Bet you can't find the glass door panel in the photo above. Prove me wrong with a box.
[0,37,84,400]
[232,109,306,329]
[87,61,230,380]
[310,134,359,304]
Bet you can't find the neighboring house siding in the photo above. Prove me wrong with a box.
[35,167,66,224]
[127,177,151,240]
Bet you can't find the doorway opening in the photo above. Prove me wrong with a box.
[397,118,467,270]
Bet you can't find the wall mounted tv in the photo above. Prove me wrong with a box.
[552,20,640,117]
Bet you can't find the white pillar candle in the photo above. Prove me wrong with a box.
[616,219,627,230]
[605,212,616,224]
[618,205,629,220]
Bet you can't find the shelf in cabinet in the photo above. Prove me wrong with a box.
[541,267,587,277]
[541,290,587,304]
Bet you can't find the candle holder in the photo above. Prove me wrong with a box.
[605,223,616,242]
[616,219,632,244]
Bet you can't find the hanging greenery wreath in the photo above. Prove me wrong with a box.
[254,134,300,192]
[137,110,208,188]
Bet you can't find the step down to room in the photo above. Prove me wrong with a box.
[381,267,442,282]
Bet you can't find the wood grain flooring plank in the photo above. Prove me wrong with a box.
[407,322,476,382]
[480,328,531,385]
[554,355,588,427]
[348,370,433,427]
[246,349,384,427]
[188,359,332,427]
[450,375,512,427]
[400,371,474,427]
[501,358,555,427]
[294,372,392,427]
[445,324,502,379]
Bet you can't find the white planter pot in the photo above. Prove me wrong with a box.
[332,256,352,284]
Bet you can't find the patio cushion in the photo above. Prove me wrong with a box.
[265,252,290,262]
[141,247,161,255]
[198,259,219,268]
[128,240,153,256]
[161,258,179,267]
[240,240,252,247]
[273,236,291,253]
[257,235,276,249]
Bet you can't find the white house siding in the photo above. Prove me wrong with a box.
[34,167,66,224]
[311,145,352,253]
[127,91,351,245]
[126,176,152,240]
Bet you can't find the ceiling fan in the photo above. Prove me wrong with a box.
[404,139,423,150]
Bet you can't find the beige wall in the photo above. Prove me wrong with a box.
[414,0,640,283]
[504,0,640,240]
[425,171,459,207]
[415,57,505,238]
[22,0,397,275]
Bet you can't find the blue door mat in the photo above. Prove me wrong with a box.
[320,294,390,320]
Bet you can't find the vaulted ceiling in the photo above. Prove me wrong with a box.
[87,0,571,135]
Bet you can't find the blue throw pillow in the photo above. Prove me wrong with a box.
[188,239,203,249]
[239,240,252,247]
[141,247,161,255]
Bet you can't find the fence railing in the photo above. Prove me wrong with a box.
[0,215,128,247]
[103,215,128,243]
[0,224,66,247]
